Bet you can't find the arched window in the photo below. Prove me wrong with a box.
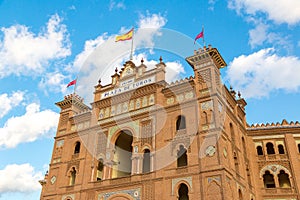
[202,111,208,124]
[69,167,76,186]
[278,170,291,188]
[256,146,263,155]
[234,152,239,173]
[178,183,189,200]
[266,142,275,155]
[298,143,300,153]
[97,159,104,181]
[230,123,235,142]
[278,144,285,154]
[242,137,246,154]
[263,170,275,188]
[143,149,151,173]
[74,141,81,154]
[238,189,243,200]
[177,145,187,167]
[176,115,186,130]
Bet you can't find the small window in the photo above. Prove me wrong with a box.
[263,170,275,188]
[143,149,151,173]
[238,189,243,200]
[278,144,285,154]
[266,142,275,155]
[178,183,189,200]
[74,141,81,154]
[298,143,300,153]
[176,115,186,130]
[177,145,187,167]
[242,137,246,154]
[256,146,263,155]
[97,159,104,181]
[230,123,235,141]
[69,167,76,186]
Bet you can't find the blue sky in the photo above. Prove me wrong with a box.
[0,0,300,199]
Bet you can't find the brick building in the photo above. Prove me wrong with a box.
[39,46,300,200]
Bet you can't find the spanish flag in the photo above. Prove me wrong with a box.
[115,28,134,42]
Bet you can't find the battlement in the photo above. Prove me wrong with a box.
[186,45,227,69]
[55,93,90,111]
[63,93,84,102]
[248,119,300,130]
[166,76,194,87]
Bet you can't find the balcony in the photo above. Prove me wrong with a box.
[176,129,187,136]
[257,154,288,161]
[71,153,79,160]
[263,187,294,195]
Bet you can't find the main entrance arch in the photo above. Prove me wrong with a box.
[112,130,133,178]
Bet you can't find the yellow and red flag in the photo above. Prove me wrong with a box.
[115,28,134,42]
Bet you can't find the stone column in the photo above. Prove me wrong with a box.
[150,152,155,172]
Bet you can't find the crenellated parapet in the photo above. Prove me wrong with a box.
[186,44,227,70]
[166,76,194,88]
[55,93,90,112]
[248,119,300,130]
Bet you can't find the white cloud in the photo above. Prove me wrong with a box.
[248,22,268,48]
[208,0,217,11]
[69,5,76,10]
[246,19,292,50]
[226,48,300,98]
[38,72,67,94]
[138,12,167,29]
[0,14,71,78]
[0,103,59,148]
[165,61,185,82]
[109,0,126,11]
[228,0,300,25]
[0,163,43,193]
[71,34,107,73]
[0,91,24,118]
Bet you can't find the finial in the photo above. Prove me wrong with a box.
[98,78,101,84]
[230,85,233,91]
[141,58,144,64]
[159,56,163,63]
[115,67,118,73]
[238,91,241,99]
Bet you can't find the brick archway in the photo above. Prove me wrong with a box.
[107,194,134,200]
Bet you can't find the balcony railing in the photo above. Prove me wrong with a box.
[72,153,79,159]
[263,187,294,194]
[257,154,288,161]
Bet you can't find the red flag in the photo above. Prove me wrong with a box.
[67,79,77,87]
[194,30,204,44]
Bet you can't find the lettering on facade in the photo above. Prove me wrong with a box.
[101,76,155,99]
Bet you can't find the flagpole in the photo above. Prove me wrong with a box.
[202,26,206,47]
[73,76,78,95]
[130,28,134,60]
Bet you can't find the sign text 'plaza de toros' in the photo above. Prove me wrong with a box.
[39,45,300,200]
